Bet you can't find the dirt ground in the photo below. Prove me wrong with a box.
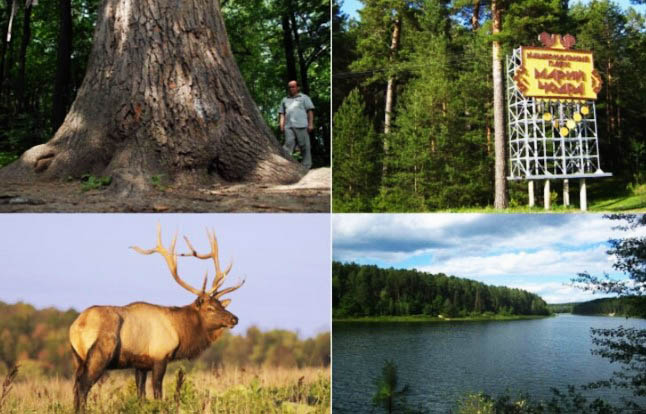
[0,168,330,213]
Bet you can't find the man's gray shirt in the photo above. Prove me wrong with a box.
[279,93,314,128]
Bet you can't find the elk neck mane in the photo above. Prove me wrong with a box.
[169,304,215,360]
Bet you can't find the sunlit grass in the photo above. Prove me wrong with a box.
[2,366,330,414]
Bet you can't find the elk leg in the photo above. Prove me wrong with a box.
[135,369,148,398]
[76,335,118,411]
[72,348,85,413]
[73,363,87,414]
[152,360,167,399]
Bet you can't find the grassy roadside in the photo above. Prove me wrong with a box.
[441,178,646,213]
[333,314,553,323]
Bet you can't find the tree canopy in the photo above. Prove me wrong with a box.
[572,214,646,402]
[333,261,550,318]
[333,0,646,211]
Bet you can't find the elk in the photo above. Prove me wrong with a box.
[69,225,244,413]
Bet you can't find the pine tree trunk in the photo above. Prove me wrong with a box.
[1,0,304,194]
[491,0,508,209]
[384,15,400,135]
[52,0,73,131]
[471,0,480,30]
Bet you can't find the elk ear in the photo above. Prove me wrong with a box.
[195,296,204,307]
[221,299,231,308]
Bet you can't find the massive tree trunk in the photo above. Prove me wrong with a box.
[491,0,508,209]
[52,0,73,131]
[0,0,304,194]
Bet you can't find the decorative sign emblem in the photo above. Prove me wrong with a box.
[513,33,602,101]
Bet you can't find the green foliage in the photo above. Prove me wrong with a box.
[1,0,330,168]
[334,0,646,211]
[0,0,99,157]
[572,296,646,318]
[571,214,646,400]
[222,0,331,168]
[0,301,329,380]
[332,89,381,212]
[458,392,495,414]
[150,174,167,192]
[211,374,330,414]
[0,152,18,168]
[333,262,550,319]
[372,359,412,414]
[458,387,623,414]
[80,174,112,192]
[546,303,575,313]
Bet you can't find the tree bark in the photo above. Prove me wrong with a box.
[384,15,400,135]
[280,6,297,84]
[1,0,304,194]
[16,0,32,109]
[0,0,16,101]
[52,0,73,131]
[0,0,14,99]
[491,0,508,209]
[287,2,308,95]
[471,0,480,30]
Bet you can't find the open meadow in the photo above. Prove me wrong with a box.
[1,365,330,414]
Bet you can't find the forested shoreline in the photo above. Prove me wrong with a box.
[572,296,646,318]
[333,0,646,211]
[332,261,550,318]
[0,301,330,379]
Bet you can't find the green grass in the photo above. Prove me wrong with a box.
[1,366,329,414]
[333,314,552,323]
[442,177,646,213]
[0,152,18,168]
[80,174,112,192]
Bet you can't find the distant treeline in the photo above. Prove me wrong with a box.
[0,301,329,379]
[547,303,575,313]
[333,262,549,318]
[572,296,646,318]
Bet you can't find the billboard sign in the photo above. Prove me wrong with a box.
[513,33,602,101]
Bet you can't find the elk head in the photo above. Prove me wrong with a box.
[131,224,244,333]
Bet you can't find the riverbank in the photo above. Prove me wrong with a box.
[333,313,553,323]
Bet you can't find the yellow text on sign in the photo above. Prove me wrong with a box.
[518,47,600,101]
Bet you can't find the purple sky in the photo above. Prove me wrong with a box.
[0,214,330,339]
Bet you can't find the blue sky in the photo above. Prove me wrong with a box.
[340,0,646,20]
[0,214,330,339]
[333,214,646,304]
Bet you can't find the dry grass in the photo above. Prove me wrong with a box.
[3,366,330,414]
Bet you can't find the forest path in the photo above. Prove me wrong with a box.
[0,168,330,213]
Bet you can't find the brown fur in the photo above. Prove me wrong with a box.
[69,296,237,413]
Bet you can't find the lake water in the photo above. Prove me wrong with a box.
[333,314,646,413]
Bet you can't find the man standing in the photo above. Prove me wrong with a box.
[279,80,314,169]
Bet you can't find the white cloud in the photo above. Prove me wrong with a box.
[333,214,646,302]
[504,281,615,304]
[417,245,613,279]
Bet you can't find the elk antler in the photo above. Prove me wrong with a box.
[179,229,244,298]
[130,224,203,296]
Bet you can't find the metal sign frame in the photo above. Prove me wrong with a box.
[506,47,611,181]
